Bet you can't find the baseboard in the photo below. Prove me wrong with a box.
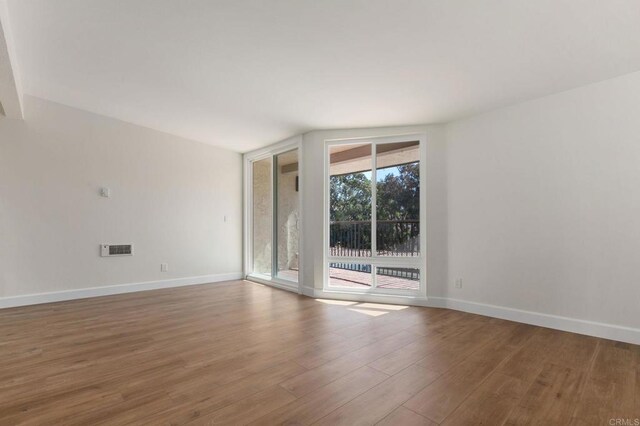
[245,275,301,294]
[0,272,243,309]
[298,288,640,345]
[5,277,638,345]
[304,287,431,308]
[429,297,640,345]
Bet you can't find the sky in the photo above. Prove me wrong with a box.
[362,166,401,182]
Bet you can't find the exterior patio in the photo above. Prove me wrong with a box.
[329,267,419,291]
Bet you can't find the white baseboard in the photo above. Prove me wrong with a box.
[245,275,301,294]
[428,296,640,345]
[299,288,640,345]
[0,272,243,309]
[309,288,431,307]
[4,277,639,345]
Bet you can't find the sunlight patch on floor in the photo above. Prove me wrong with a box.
[348,308,388,317]
[356,303,408,311]
[315,298,409,316]
[315,299,358,306]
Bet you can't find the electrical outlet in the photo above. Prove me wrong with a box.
[161,263,169,272]
[455,278,463,289]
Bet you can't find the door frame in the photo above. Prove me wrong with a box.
[322,133,427,299]
[243,135,303,293]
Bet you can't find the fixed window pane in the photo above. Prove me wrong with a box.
[328,263,372,288]
[375,141,420,257]
[375,267,420,290]
[329,144,372,257]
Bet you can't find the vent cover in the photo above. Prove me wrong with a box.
[101,244,133,257]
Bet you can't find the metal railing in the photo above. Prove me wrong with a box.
[329,220,420,257]
[329,220,420,283]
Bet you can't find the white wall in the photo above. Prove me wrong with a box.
[447,71,640,331]
[301,125,448,298]
[0,96,242,300]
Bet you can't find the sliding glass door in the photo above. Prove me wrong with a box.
[252,158,273,276]
[326,136,425,295]
[275,150,300,282]
[248,146,300,287]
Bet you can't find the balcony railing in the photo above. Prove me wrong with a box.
[329,219,420,257]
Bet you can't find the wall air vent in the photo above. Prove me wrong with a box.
[101,244,134,257]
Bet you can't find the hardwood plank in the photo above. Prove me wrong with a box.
[251,366,389,425]
[280,354,367,398]
[293,325,416,370]
[570,340,640,424]
[376,406,437,426]
[497,327,566,381]
[413,318,509,374]
[441,372,526,425]
[313,364,441,426]
[0,280,637,425]
[142,361,309,425]
[279,330,415,398]
[505,362,583,425]
[186,385,297,425]
[404,323,533,423]
[369,316,490,375]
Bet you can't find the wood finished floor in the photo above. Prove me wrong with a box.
[0,280,638,425]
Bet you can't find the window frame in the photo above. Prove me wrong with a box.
[323,134,427,298]
[244,136,303,294]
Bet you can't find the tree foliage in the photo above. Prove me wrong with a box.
[329,163,419,222]
[329,173,372,222]
[376,163,419,220]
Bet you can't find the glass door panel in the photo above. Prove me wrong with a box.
[275,149,299,282]
[252,158,272,276]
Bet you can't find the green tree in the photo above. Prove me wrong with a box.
[375,163,420,253]
[330,164,420,254]
[376,163,419,221]
[330,173,372,222]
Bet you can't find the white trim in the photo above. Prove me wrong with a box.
[245,274,300,294]
[310,287,430,307]
[4,275,638,345]
[371,141,377,274]
[243,135,303,294]
[244,135,303,162]
[300,289,640,344]
[0,273,243,309]
[296,142,304,294]
[327,256,424,267]
[418,134,427,299]
[323,133,427,297]
[434,297,640,345]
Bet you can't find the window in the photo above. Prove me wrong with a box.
[326,136,425,295]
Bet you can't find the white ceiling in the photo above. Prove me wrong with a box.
[7,0,640,152]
